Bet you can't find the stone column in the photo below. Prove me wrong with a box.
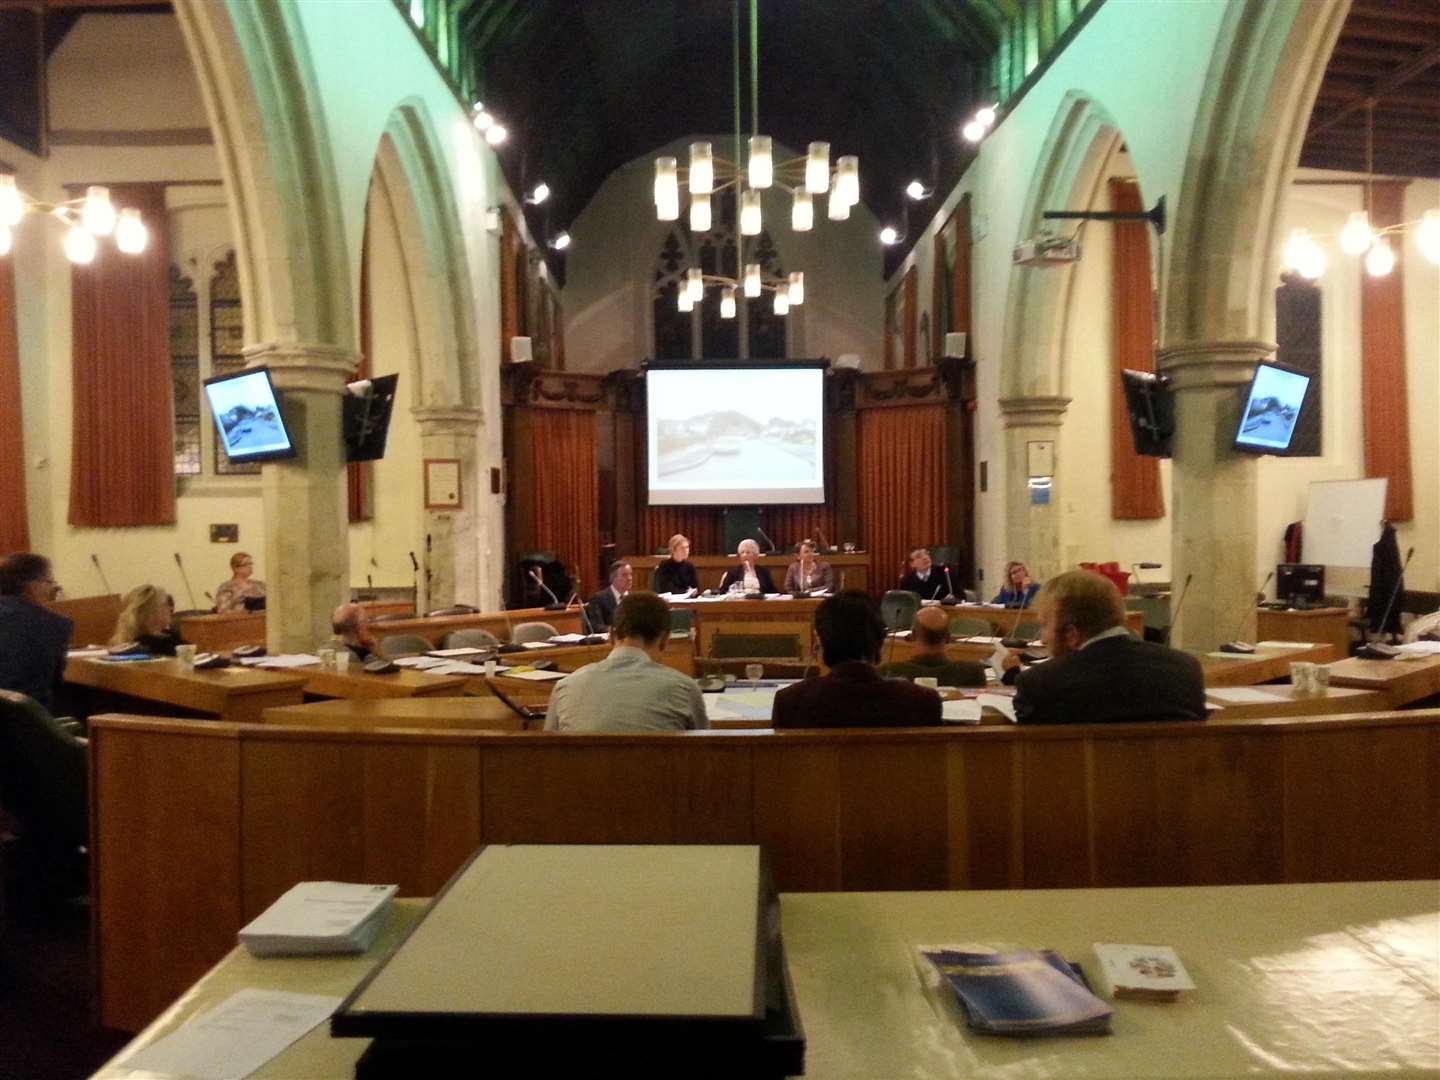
[998,395,1069,583]
[1157,339,1273,650]
[243,341,358,653]
[413,405,485,610]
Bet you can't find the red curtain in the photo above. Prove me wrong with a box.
[0,251,28,553]
[638,507,723,555]
[68,184,175,526]
[858,404,946,591]
[1108,178,1164,520]
[525,409,599,595]
[766,505,837,550]
[1361,181,1412,522]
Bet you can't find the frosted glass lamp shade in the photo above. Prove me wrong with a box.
[115,208,148,254]
[748,135,773,189]
[677,286,694,312]
[1364,236,1395,277]
[655,157,679,206]
[64,223,96,264]
[686,267,704,302]
[744,262,762,297]
[82,186,116,236]
[0,224,11,257]
[1339,210,1373,255]
[834,156,859,206]
[791,189,813,232]
[773,291,789,315]
[787,271,804,305]
[740,189,762,236]
[1282,229,1325,280]
[689,142,714,195]
[805,142,830,193]
[1414,209,1440,265]
[720,286,736,319]
[690,192,712,232]
[827,190,850,221]
[0,175,22,227]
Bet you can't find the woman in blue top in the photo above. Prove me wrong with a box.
[992,561,1040,608]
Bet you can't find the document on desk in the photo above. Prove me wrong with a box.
[247,653,322,669]
[118,988,340,1080]
[520,640,557,649]
[941,699,982,724]
[426,660,491,675]
[67,646,109,658]
[1206,687,1282,704]
[548,633,589,644]
[504,668,566,681]
[239,880,397,956]
[394,655,447,669]
[977,693,1016,721]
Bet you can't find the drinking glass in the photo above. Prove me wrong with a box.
[745,663,764,690]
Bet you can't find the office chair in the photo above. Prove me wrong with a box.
[0,691,89,901]
[377,633,434,658]
[511,621,559,644]
[948,616,995,638]
[444,628,500,650]
[881,590,921,633]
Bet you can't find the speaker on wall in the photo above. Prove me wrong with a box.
[510,336,533,364]
[944,332,967,359]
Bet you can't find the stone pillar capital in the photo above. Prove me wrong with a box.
[242,341,361,393]
[1156,339,1276,391]
[998,394,1071,428]
[412,405,485,437]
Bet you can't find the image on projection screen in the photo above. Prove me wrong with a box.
[646,366,825,505]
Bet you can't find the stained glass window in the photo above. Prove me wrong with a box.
[209,251,259,475]
[169,264,201,476]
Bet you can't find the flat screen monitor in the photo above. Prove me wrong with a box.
[1235,362,1311,454]
[645,363,826,505]
[1120,369,1174,458]
[1276,563,1325,607]
[343,373,398,463]
[202,366,297,464]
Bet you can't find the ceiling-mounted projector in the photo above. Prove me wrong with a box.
[1013,233,1081,267]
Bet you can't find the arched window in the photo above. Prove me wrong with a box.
[169,264,200,477]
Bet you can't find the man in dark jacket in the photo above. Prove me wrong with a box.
[879,605,986,687]
[0,553,73,712]
[1013,570,1206,724]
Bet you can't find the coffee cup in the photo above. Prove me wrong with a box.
[1313,663,1330,689]
[914,676,939,690]
[176,643,197,670]
[318,647,337,670]
[334,650,351,674]
[1289,661,1317,695]
[484,658,498,679]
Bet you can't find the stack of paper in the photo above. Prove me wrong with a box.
[243,654,322,669]
[238,881,397,957]
[1092,942,1195,1001]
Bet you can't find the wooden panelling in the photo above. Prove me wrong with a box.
[836,742,949,891]
[360,742,483,893]
[753,745,843,891]
[47,592,120,648]
[1019,740,1091,888]
[671,746,754,843]
[945,740,1022,889]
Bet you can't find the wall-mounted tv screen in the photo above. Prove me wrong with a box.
[202,366,297,464]
[646,363,826,505]
[1235,362,1311,454]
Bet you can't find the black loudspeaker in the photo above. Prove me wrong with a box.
[723,507,764,555]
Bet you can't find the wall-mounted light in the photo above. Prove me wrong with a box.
[484,124,508,147]
[526,183,550,205]
[549,231,571,251]
[905,180,930,201]
[879,225,902,246]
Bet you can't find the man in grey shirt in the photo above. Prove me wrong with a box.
[547,590,708,733]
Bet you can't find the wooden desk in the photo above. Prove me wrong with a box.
[178,612,266,652]
[45,592,120,647]
[263,697,521,731]
[1256,605,1352,657]
[93,883,1440,1078]
[369,605,584,647]
[625,552,873,594]
[1195,643,1337,687]
[1205,683,1388,719]
[299,667,469,699]
[64,657,304,723]
[1326,653,1440,707]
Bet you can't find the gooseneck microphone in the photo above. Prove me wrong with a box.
[174,552,200,610]
[91,553,116,599]
[756,527,777,554]
[530,567,562,609]
[943,566,957,601]
[1164,572,1194,646]
[408,551,419,571]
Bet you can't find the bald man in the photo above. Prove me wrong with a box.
[324,603,378,661]
[879,605,987,687]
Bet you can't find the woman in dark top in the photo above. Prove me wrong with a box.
[651,533,700,596]
[111,584,183,655]
[718,539,777,594]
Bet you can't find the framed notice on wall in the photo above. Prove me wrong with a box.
[424,459,462,509]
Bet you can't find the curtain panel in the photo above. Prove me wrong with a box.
[1361,181,1412,523]
[858,404,947,592]
[639,507,723,557]
[68,183,175,527]
[1108,178,1164,520]
[523,409,599,596]
[0,252,28,552]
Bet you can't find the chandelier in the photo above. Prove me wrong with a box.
[1281,103,1440,280]
[0,174,148,263]
[651,0,858,317]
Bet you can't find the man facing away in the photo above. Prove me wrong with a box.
[324,603,379,661]
[547,591,708,733]
[879,605,986,687]
[1011,570,1207,724]
[0,553,73,711]
[773,590,942,729]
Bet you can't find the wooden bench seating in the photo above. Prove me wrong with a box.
[89,708,1440,1031]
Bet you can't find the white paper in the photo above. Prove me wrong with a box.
[977,693,1016,721]
[241,882,396,942]
[427,647,488,657]
[1254,641,1319,650]
[704,696,743,719]
[252,653,322,669]
[1206,686,1282,704]
[891,629,912,639]
[520,640,557,649]
[67,646,109,658]
[1203,650,1254,660]
[393,655,446,669]
[426,660,491,675]
[504,668,566,681]
[1395,640,1440,656]
[547,633,589,644]
[118,988,341,1080]
[988,641,1010,674]
[941,699,982,724]
[1093,942,1195,993]
[965,635,1003,644]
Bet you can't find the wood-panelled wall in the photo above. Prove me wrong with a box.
[91,709,1440,1031]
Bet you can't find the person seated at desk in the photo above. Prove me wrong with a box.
[991,561,1040,608]
[773,591,942,729]
[587,561,633,631]
[213,551,266,613]
[899,547,950,601]
[546,591,708,733]
[111,585,183,655]
[323,603,379,661]
[784,539,833,595]
[719,539,777,595]
[0,553,73,712]
[1009,570,1206,724]
[879,606,986,687]
[651,534,700,597]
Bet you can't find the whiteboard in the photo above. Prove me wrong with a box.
[1303,479,1387,568]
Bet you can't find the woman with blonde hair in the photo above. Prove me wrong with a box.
[651,534,700,596]
[111,584,183,655]
[214,551,266,613]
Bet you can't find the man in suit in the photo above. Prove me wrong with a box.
[879,605,986,687]
[773,590,941,729]
[0,553,73,712]
[1012,570,1206,724]
[587,561,632,631]
[898,547,950,601]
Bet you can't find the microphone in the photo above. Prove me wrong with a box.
[756,527,776,554]
[942,566,957,603]
[367,574,373,589]
[1359,546,1414,658]
[173,552,200,610]
[530,567,562,609]
[1254,569,1275,605]
[91,553,116,600]
[1219,570,1274,652]
[408,551,419,571]
[1163,573,1194,646]
[816,528,831,552]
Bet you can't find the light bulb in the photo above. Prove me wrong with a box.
[686,267,704,302]
[551,231,571,251]
[834,156,860,207]
[773,290,789,315]
[0,224,11,257]
[82,185,116,236]
[740,189,762,236]
[787,271,804,305]
[720,286,736,319]
[1282,228,1326,280]
[484,124,508,146]
[689,191,711,233]
[0,174,23,227]
[655,157,679,221]
[1364,236,1395,277]
[529,183,550,204]
[64,223,97,264]
[748,135,773,189]
[962,120,985,143]
[677,285,693,313]
[1339,210,1373,255]
[975,105,997,127]
[472,109,493,132]
[689,142,713,196]
[1415,209,1440,265]
[905,180,927,200]
[115,207,148,254]
[879,226,900,246]
[744,263,762,298]
[805,142,830,194]
[827,190,850,221]
[791,189,813,232]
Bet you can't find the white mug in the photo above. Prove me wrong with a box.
[176,643,197,670]
[318,647,337,670]
[334,650,351,674]
[484,658,498,678]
